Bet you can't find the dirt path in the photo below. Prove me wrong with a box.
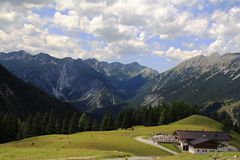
[135,136,178,155]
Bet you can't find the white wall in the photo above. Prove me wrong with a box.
[189,145,228,154]
[189,146,218,154]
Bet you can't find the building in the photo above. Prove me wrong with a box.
[174,130,230,154]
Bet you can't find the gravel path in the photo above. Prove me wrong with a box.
[135,136,178,155]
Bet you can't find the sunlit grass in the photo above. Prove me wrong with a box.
[0,115,239,160]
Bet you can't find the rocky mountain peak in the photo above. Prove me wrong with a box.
[0,50,31,60]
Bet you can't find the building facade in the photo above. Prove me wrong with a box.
[174,130,230,154]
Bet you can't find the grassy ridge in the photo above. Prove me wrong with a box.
[0,115,239,160]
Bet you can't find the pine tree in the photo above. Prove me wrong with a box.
[146,107,154,126]
[45,112,56,134]
[78,113,88,132]
[16,121,25,140]
[7,113,18,140]
[121,109,134,129]
[115,111,124,129]
[91,120,99,131]
[62,113,70,134]
[40,112,49,135]
[55,118,62,134]
[32,113,42,136]
[23,114,34,138]
[100,112,114,131]
[85,118,92,131]
[69,113,78,134]
[159,107,168,125]
[134,109,142,125]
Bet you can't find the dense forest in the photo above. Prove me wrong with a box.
[0,101,200,143]
[1,101,239,143]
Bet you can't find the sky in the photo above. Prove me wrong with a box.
[0,0,240,72]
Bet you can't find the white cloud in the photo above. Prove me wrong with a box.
[0,0,240,63]
[154,47,203,60]
[208,7,240,54]
[0,0,51,7]
[184,18,209,36]
[0,10,16,22]
[54,11,80,30]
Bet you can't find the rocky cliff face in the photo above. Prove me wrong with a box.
[142,53,240,106]
[0,50,158,112]
[0,63,76,118]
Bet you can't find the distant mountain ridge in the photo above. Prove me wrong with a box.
[2,50,240,124]
[135,52,240,124]
[0,63,76,118]
[0,50,158,112]
[141,52,240,106]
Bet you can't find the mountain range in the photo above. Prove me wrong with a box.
[141,52,240,106]
[0,50,158,112]
[1,51,240,124]
[0,62,76,118]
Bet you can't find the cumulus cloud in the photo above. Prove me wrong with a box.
[0,0,51,6]
[0,0,240,62]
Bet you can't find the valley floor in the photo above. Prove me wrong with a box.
[0,115,239,160]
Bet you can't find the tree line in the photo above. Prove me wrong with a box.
[0,111,96,143]
[0,101,198,143]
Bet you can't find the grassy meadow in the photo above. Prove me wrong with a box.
[0,115,239,160]
[156,152,240,160]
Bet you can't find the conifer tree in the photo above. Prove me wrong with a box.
[115,111,124,129]
[40,112,49,135]
[7,113,18,140]
[85,118,92,131]
[55,118,62,134]
[100,112,114,131]
[91,120,99,131]
[45,111,56,134]
[62,113,70,134]
[122,109,134,129]
[69,113,78,134]
[23,114,34,138]
[78,113,88,132]
[32,113,42,136]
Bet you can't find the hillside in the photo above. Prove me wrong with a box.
[141,53,240,107]
[138,53,240,124]
[0,64,76,118]
[172,115,222,128]
[0,115,239,160]
[0,51,158,112]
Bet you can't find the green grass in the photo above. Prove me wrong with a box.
[172,115,222,129]
[156,152,240,160]
[159,143,181,153]
[0,115,239,160]
[0,148,131,160]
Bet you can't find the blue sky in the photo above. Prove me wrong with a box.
[0,0,240,72]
